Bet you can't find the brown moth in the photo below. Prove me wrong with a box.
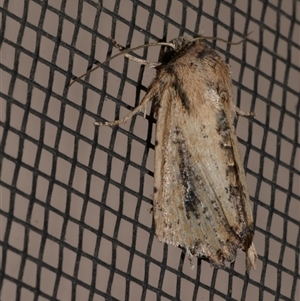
[92,36,257,273]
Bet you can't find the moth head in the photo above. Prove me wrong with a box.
[157,36,195,64]
[68,34,251,87]
[169,36,187,50]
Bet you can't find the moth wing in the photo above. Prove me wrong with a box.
[153,76,253,267]
[224,105,257,270]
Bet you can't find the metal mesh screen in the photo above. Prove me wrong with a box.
[0,0,299,300]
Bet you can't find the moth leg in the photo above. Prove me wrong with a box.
[124,54,161,68]
[235,106,255,117]
[94,89,154,127]
[94,103,147,126]
[95,38,160,127]
[186,248,195,270]
[109,37,161,68]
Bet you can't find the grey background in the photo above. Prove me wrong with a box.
[0,0,299,300]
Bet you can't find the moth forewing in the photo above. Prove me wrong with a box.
[150,38,257,272]
[225,100,257,271]
[93,36,257,273]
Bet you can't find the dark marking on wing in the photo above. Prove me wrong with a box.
[173,74,190,111]
[197,47,218,60]
[172,128,202,219]
[216,109,231,135]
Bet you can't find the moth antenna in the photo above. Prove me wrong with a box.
[94,82,160,127]
[235,106,255,117]
[68,33,252,87]
[68,41,175,87]
[193,31,253,45]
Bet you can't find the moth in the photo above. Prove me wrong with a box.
[86,36,258,273]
